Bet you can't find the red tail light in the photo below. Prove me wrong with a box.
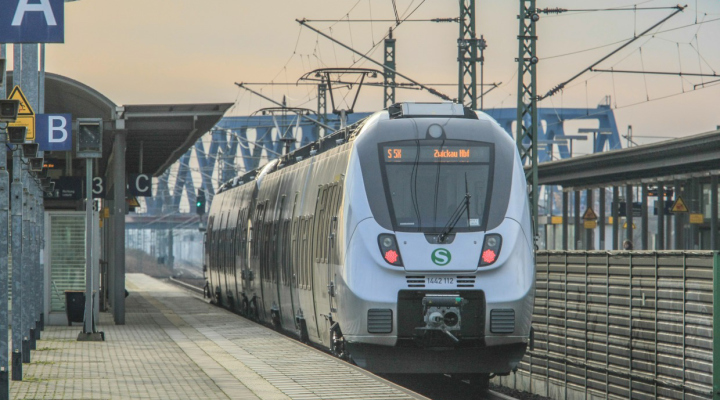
[479,234,502,267]
[378,234,403,266]
[384,249,399,264]
[481,249,497,264]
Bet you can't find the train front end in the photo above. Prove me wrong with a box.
[339,103,535,374]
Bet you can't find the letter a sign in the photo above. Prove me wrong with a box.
[0,0,64,43]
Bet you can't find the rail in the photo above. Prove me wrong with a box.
[167,276,204,296]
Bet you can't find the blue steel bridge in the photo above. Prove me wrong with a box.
[142,104,620,220]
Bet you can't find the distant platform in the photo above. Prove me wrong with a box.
[11,273,425,400]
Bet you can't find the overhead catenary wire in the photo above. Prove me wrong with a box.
[543,79,720,131]
[589,68,720,78]
[241,0,432,118]
[299,18,459,23]
[297,19,453,102]
[540,5,686,100]
[543,15,720,61]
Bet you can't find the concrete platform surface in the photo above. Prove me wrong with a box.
[11,273,425,400]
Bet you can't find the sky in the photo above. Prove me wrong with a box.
[32,0,720,156]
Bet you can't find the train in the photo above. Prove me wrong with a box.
[204,102,535,385]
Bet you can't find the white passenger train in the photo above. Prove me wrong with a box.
[205,102,535,384]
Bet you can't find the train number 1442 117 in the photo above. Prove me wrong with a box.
[426,277,454,285]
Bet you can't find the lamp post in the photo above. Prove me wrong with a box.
[76,118,104,341]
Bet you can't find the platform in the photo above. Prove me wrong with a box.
[10,273,426,400]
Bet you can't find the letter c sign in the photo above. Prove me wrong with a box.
[128,174,152,197]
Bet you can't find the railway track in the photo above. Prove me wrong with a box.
[380,373,519,400]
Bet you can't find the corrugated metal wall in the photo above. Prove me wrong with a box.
[494,251,715,400]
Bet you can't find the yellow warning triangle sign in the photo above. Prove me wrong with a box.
[582,207,598,220]
[670,197,688,213]
[126,196,140,207]
[8,86,34,116]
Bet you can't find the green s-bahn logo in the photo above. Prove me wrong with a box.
[431,248,452,266]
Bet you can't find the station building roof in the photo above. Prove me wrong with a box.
[9,71,232,177]
[534,128,720,190]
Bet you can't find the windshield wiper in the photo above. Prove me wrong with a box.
[437,174,471,243]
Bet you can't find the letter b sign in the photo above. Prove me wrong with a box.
[36,114,71,151]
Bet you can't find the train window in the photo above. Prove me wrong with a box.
[379,139,494,232]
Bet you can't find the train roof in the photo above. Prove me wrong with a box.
[217,102,485,194]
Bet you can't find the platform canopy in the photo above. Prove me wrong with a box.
[534,128,720,189]
[9,71,233,177]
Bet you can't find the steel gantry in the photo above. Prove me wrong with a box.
[458,0,479,109]
[383,28,396,108]
[317,79,327,126]
[516,0,539,237]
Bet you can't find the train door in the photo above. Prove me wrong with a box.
[299,214,319,342]
[249,201,268,319]
[205,215,215,299]
[221,211,231,304]
[233,207,247,311]
[313,184,332,346]
[226,209,236,304]
[327,180,342,314]
[282,193,300,329]
[215,210,227,302]
[290,214,301,329]
[273,195,287,325]
[242,210,252,307]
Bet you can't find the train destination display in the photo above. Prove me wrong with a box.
[383,143,490,163]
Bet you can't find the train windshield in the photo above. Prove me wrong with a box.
[379,139,493,232]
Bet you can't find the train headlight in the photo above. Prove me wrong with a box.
[378,234,404,267]
[479,234,502,267]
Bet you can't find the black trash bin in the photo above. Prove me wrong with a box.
[64,290,85,326]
